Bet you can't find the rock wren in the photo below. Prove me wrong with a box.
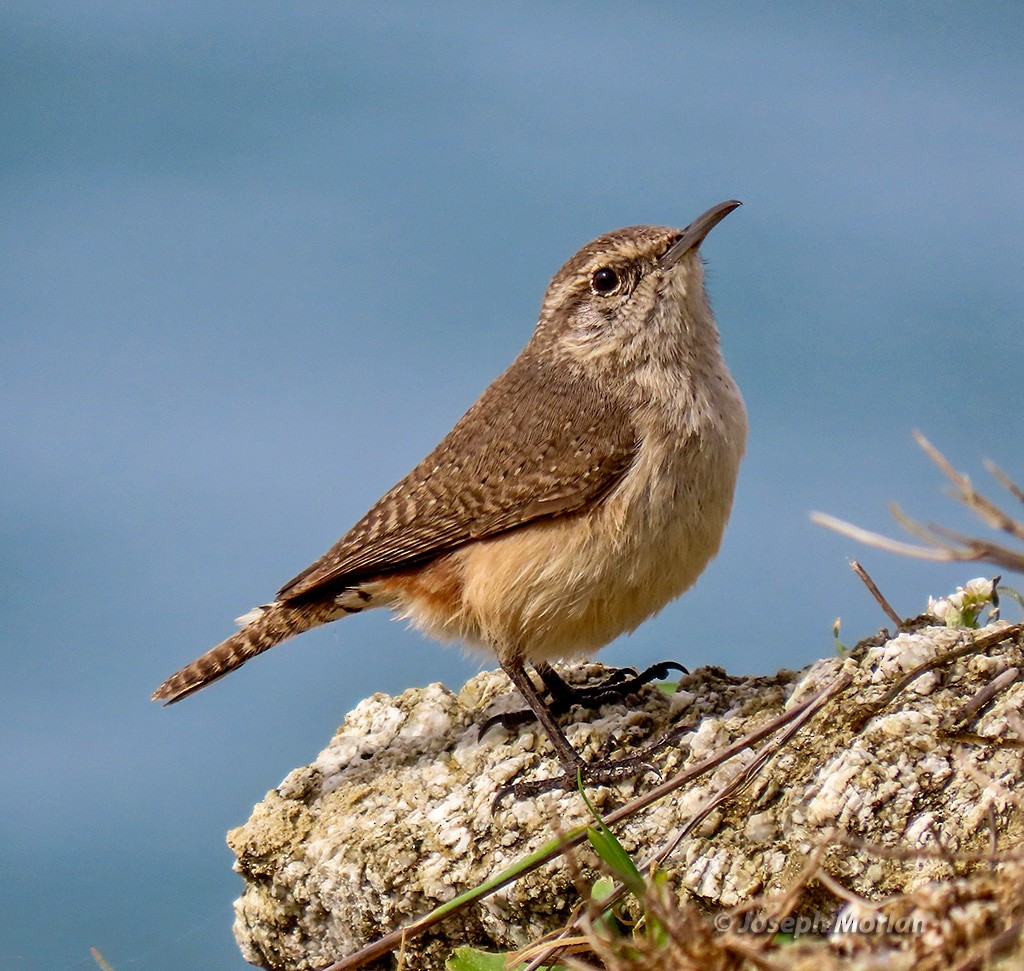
[153,200,747,787]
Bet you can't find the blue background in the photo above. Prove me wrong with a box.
[3,3,1022,968]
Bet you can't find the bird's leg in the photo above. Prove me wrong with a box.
[499,661,584,770]
[491,660,661,805]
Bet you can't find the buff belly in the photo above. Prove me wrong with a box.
[376,432,742,665]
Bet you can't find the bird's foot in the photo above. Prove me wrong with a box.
[479,660,686,739]
[478,707,537,738]
[540,660,688,709]
[492,754,659,807]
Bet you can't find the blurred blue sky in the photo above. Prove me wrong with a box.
[2,2,1022,968]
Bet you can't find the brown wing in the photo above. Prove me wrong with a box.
[276,351,638,601]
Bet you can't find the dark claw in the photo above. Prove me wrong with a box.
[643,660,689,681]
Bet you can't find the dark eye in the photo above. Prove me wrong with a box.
[590,267,620,295]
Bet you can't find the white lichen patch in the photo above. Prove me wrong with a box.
[864,629,953,684]
[744,810,777,843]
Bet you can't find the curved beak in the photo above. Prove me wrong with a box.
[659,200,741,270]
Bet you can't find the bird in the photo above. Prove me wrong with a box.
[153,200,747,792]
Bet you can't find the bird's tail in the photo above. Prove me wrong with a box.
[152,598,349,705]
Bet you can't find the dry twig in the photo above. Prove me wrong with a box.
[871,623,1024,715]
[850,559,903,628]
[812,433,1024,575]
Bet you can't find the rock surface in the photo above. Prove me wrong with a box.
[228,620,1024,970]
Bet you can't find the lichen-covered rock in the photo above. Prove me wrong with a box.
[228,621,1024,970]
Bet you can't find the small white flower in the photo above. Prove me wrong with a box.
[927,596,952,623]
[964,577,994,599]
[926,578,995,628]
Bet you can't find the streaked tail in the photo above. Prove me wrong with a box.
[152,598,348,704]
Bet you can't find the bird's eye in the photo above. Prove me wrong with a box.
[590,267,620,295]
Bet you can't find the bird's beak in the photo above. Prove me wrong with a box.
[659,200,741,270]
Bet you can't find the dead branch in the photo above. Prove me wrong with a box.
[812,434,1024,576]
